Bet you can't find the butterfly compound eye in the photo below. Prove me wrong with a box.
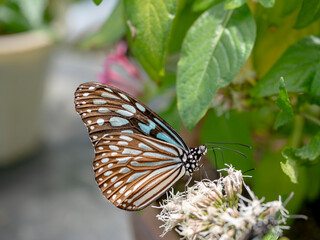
[199,145,207,155]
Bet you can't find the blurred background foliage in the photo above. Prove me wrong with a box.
[1,0,320,238]
[86,0,320,233]
[0,0,53,34]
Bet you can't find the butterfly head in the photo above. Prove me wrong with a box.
[184,145,207,175]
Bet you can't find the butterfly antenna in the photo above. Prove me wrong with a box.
[208,145,248,158]
[204,142,252,149]
[243,168,256,174]
[209,147,226,165]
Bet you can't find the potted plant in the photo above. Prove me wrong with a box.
[0,0,56,165]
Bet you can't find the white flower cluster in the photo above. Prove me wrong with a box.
[156,165,292,240]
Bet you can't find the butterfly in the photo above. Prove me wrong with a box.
[74,82,208,211]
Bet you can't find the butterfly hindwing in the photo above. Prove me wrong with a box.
[74,82,193,210]
[74,82,188,151]
[93,132,186,210]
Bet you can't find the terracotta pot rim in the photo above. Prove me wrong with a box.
[0,30,53,55]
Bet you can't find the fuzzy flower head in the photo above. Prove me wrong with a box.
[157,165,296,240]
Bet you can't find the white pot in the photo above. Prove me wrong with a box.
[0,30,54,166]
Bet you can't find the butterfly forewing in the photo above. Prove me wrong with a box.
[74,82,188,150]
[93,132,186,210]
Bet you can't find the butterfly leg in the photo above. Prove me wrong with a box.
[184,175,193,195]
[212,148,218,169]
[214,147,225,169]
[199,164,209,180]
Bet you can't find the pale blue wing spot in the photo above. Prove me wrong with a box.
[121,130,133,133]
[127,171,150,183]
[135,103,145,112]
[130,160,178,167]
[154,118,187,150]
[122,104,136,113]
[116,110,134,117]
[156,132,183,149]
[110,117,129,127]
[122,148,142,155]
[101,92,120,99]
[138,120,156,135]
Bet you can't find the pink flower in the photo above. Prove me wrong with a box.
[98,41,143,96]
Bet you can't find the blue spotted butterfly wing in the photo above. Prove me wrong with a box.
[74,82,189,210]
[74,82,188,151]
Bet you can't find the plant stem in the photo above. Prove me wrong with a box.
[289,115,304,148]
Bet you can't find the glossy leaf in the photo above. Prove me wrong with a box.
[294,0,320,29]
[258,0,275,8]
[224,0,246,10]
[125,0,177,82]
[274,78,294,129]
[251,36,320,97]
[177,3,255,129]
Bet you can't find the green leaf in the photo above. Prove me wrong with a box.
[293,131,320,161]
[192,0,222,12]
[125,0,177,82]
[251,36,320,97]
[93,0,103,5]
[258,0,275,8]
[177,3,255,129]
[80,0,126,49]
[167,0,202,54]
[274,77,294,129]
[294,0,320,29]
[281,149,299,184]
[252,0,319,78]
[281,0,302,17]
[224,0,247,10]
[281,132,320,183]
